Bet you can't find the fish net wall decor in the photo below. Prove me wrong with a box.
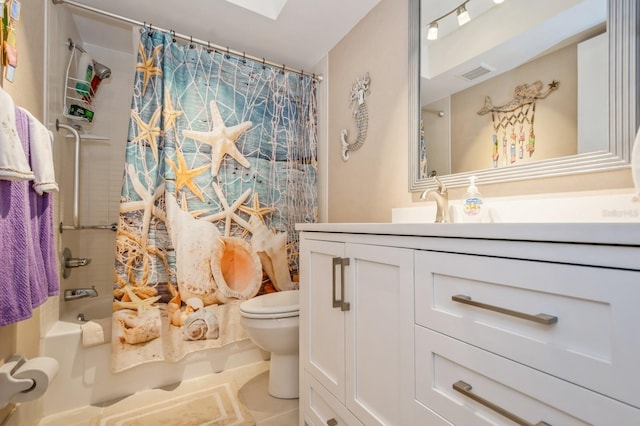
[477,80,559,168]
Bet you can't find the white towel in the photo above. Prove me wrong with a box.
[21,108,59,194]
[81,317,113,348]
[0,87,35,181]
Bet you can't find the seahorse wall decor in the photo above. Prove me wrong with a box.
[341,72,371,161]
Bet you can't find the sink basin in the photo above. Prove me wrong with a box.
[393,190,640,223]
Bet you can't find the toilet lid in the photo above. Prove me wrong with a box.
[239,310,299,319]
[240,290,299,316]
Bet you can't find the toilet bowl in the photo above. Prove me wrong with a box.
[239,290,299,399]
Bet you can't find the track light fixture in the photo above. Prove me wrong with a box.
[425,0,506,41]
[456,5,471,26]
[427,22,439,40]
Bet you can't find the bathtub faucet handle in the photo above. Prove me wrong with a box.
[62,248,92,279]
[65,257,91,268]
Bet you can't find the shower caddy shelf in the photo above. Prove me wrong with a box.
[63,38,96,124]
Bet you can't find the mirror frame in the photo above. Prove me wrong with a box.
[409,0,639,192]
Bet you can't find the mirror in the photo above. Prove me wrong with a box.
[409,0,639,191]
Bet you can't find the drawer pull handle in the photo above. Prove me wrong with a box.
[453,380,551,426]
[327,419,338,426]
[452,295,557,325]
[332,257,350,311]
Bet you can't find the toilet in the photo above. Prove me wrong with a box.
[239,290,299,399]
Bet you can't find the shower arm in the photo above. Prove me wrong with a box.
[56,119,81,230]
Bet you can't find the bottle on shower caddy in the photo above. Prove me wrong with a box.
[75,52,94,99]
[462,176,484,223]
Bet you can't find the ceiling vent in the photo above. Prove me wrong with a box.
[457,64,494,81]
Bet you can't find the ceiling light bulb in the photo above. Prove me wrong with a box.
[493,0,505,3]
[427,22,438,40]
[457,5,470,26]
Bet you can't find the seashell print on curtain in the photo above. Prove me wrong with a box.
[111,29,317,372]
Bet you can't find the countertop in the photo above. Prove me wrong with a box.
[296,222,640,246]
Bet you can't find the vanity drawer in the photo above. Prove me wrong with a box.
[415,326,640,425]
[302,372,363,426]
[414,249,640,408]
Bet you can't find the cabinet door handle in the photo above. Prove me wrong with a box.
[326,419,338,426]
[453,380,551,426]
[452,294,557,325]
[332,258,342,308]
[331,257,350,311]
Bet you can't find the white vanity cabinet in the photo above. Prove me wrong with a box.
[299,234,414,426]
[298,223,640,426]
[414,249,640,425]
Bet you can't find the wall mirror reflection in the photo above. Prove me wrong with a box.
[409,0,638,191]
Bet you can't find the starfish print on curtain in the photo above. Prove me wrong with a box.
[239,193,275,225]
[182,100,252,176]
[136,43,163,95]
[163,88,183,130]
[130,108,162,162]
[164,147,209,202]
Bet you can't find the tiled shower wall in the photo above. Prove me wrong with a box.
[58,42,135,313]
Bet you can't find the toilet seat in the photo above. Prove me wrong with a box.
[240,290,299,319]
[239,289,300,398]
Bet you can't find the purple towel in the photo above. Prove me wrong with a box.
[0,107,59,326]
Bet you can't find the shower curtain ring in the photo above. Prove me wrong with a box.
[281,64,285,74]
[171,30,176,43]
[262,58,266,69]
[207,41,212,53]
[225,47,230,59]
[148,23,153,35]
[242,52,246,64]
[189,36,194,49]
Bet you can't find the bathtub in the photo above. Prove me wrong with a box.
[42,296,265,417]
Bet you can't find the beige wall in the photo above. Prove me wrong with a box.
[327,0,412,222]
[0,0,46,365]
[451,43,577,173]
[0,0,86,423]
[2,0,44,117]
[0,1,47,424]
[328,0,633,219]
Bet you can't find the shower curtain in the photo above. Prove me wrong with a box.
[112,29,317,372]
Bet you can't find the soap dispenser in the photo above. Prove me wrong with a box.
[462,176,484,222]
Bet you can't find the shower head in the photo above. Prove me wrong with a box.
[93,60,111,79]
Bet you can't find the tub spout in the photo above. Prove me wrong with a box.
[64,286,98,301]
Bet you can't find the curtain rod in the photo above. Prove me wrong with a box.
[51,0,323,82]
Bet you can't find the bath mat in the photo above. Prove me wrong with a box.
[91,382,255,425]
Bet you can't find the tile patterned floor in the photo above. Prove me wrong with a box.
[39,361,298,426]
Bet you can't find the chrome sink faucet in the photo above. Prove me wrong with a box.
[64,286,98,301]
[420,176,451,223]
